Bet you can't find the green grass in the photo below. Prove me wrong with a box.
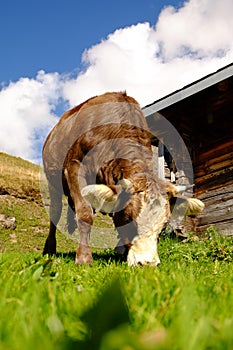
[1,152,233,349]
[1,234,233,350]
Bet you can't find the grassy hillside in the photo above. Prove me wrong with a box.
[0,151,41,199]
[0,152,79,253]
[1,152,233,350]
[0,152,116,253]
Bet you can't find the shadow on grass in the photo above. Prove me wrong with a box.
[56,249,126,264]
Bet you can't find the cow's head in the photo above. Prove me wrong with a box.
[81,176,204,266]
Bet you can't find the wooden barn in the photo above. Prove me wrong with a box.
[143,63,233,236]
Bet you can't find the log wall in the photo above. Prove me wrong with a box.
[195,139,233,194]
[194,139,233,236]
[149,73,233,236]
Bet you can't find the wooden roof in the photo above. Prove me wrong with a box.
[143,62,233,116]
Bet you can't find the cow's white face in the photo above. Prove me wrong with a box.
[126,189,168,266]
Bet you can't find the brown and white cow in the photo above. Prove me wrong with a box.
[42,91,204,266]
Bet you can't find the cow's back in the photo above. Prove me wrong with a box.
[43,92,148,176]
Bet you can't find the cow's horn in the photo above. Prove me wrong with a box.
[176,184,194,192]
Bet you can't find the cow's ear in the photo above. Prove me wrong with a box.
[117,178,134,192]
[171,197,204,217]
[81,184,119,213]
[185,198,205,216]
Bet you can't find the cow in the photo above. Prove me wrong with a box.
[42,91,204,266]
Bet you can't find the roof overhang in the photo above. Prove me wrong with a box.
[143,63,233,117]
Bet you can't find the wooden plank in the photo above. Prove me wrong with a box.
[197,220,233,236]
[195,152,233,177]
[201,195,233,211]
[196,183,233,235]
[195,167,233,186]
[198,199,233,225]
[195,166,233,193]
[196,139,233,164]
[197,183,233,200]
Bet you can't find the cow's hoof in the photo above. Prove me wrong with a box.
[75,255,93,266]
[43,238,56,256]
[75,245,93,266]
[42,249,56,256]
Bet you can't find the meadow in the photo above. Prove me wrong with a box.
[0,152,233,350]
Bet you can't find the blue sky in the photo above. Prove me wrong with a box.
[0,0,180,83]
[1,0,233,163]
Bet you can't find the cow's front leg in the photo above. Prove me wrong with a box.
[64,161,94,265]
[75,218,93,265]
[73,196,94,266]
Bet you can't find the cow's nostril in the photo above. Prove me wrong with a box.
[137,261,160,267]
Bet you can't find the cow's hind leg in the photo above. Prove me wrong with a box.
[43,184,62,256]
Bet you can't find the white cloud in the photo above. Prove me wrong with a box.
[62,22,160,105]
[1,0,233,162]
[63,0,233,108]
[0,71,63,163]
[154,0,233,60]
